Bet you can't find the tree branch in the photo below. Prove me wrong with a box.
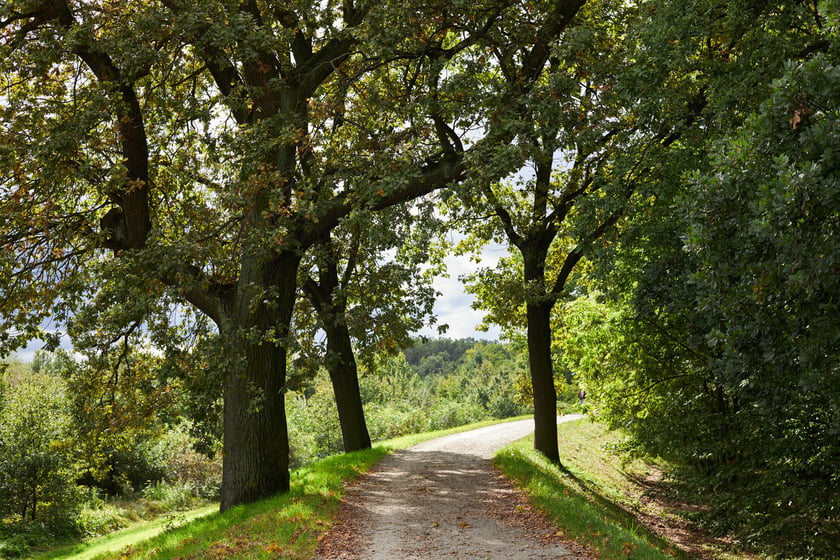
[550,202,626,298]
[39,0,152,251]
[484,184,524,248]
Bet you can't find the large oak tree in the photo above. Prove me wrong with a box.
[0,0,587,509]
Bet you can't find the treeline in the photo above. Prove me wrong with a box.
[0,338,548,557]
[552,35,840,559]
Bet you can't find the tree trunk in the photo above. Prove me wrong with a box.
[526,299,561,464]
[324,322,372,452]
[220,252,299,511]
[302,242,372,454]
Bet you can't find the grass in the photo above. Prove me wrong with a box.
[36,416,529,560]
[495,421,688,560]
[495,417,757,560]
[33,506,218,560]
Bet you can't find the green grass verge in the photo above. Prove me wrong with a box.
[38,416,530,560]
[495,419,689,560]
[33,506,218,560]
[54,447,389,560]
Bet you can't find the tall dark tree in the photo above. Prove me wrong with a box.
[296,205,439,452]
[456,0,681,462]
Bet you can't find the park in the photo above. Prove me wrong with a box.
[1,0,838,558]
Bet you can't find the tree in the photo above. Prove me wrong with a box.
[455,0,679,463]
[0,365,81,527]
[296,204,440,452]
[1,0,590,509]
[564,1,838,553]
[676,54,839,554]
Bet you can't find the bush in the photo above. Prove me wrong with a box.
[286,393,321,468]
[142,481,200,513]
[426,400,489,431]
[0,370,83,531]
[0,519,69,558]
[77,499,134,538]
[0,532,35,559]
[365,403,428,441]
[154,426,221,500]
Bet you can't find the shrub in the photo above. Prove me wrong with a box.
[76,499,134,538]
[0,532,34,559]
[427,400,489,431]
[154,426,222,500]
[0,370,83,531]
[142,481,200,512]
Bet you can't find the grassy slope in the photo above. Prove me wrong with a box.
[39,417,524,560]
[496,419,687,560]
[34,506,218,560]
[495,418,756,560]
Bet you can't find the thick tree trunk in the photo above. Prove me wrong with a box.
[220,339,289,510]
[220,252,299,511]
[324,322,372,452]
[526,300,561,464]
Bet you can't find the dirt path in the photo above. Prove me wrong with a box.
[314,415,592,560]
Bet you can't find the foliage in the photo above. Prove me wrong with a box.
[59,349,185,494]
[286,338,532,466]
[676,53,840,556]
[0,364,82,532]
[402,337,479,374]
[565,10,840,554]
[0,0,599,509]
[0,356,221,557]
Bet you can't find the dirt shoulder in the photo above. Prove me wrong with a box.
[313,416,592,560]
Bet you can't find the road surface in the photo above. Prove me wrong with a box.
[314,415,591,560]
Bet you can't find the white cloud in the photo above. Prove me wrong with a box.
[9,330,72,363]
[416,243,509,341]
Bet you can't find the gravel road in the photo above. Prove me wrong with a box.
[314,415,591,560]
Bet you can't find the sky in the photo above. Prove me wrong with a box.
[417,250,504,341]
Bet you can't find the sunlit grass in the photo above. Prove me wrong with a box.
[39,416,531,560]
[34,506,217,560]
[495,421,688,560]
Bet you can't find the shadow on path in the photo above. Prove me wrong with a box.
[314,417,591,560]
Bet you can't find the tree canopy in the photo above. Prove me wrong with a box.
[1,0,591,509]
[558,1,839,554]
[1,1,839,554]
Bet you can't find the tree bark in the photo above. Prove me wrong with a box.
[526,299,560,464]
[220,251,300,511]
[324,321,372,452]
[303,247,372,453]
[521,244,561,465]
